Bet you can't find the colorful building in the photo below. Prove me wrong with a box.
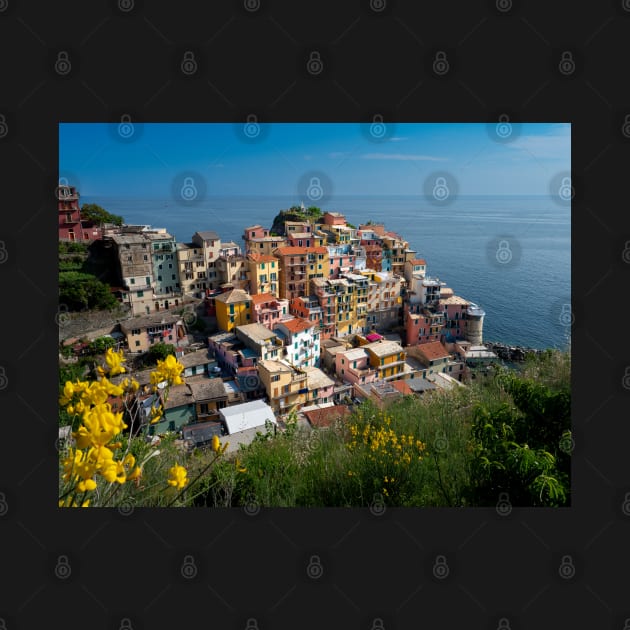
[214,288,252,332]
[274,246,329,301]
[362,339,408,381]
[334,347,377,387]
[120,312,188,353]
[257,359,309,413]
[250,293,290,329]
[273,317,320,368]
[191,230,222,290]
[247,253,279,295]
[57,184,85,242]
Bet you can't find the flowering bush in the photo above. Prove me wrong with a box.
[58,347,226,508]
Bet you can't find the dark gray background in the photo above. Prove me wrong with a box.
[1,0,629,628]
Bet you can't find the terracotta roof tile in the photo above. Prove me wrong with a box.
[274,246,328,256]
[277,317,315,333]
[416,341,450,361]
[303,405,351,428]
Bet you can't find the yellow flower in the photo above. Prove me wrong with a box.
[76,478,97,492]
[167,464,188,489]
[211,435,220,452]
[235,458,247,473]
[103,347,127,376]
[149,405,163,424]
[151,355,185,387]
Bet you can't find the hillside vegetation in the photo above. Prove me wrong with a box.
[191,349,571,508]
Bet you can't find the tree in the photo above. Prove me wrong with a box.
[81,203,124,227]
[147,342,176,364]
[59,272,118,311]
[467,368,571,507]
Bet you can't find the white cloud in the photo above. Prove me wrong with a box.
[329,151,351,159]
[506,124,570,160]
[361,152,447,162]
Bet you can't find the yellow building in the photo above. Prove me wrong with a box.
[363,339,407,381]
[257,359,308,413]
[247,253,279,295]
[214,288,252,332]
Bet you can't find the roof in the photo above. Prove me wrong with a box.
[187,376,228,401]
[407,378,438,392]
[408,258,427,266]
[247,253,278,264]
[235,322,278,345]
[340,347,369,362]
[439,295,470,306]
[257,358,293,373]
[302,366,335,389]
[303,405,351,428]
[273,246,328,256]
[416,341,451,362]
[219,399,277,434]
[277,317,315,334]
[365,332,383,342]
[391,380,414,396]
[193,230,220,241]
[161,383,194,409]
[178,348,212,368]
[214,289,251,304]
[250,292,281,305]
[220,241,239,249]
[363,339,404,358]
[120,313,182,332]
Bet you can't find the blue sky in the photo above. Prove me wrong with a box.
[59,122,570,197]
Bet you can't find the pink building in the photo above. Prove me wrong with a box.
[303,366,335,405]
[250,293,289,329]
[322,211,346,226]
[243,225,270,240]
[405,303,444,346]
[327,247,355,279]
[335,347,377,386]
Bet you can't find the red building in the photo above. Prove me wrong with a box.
[58,184,85,242]
[57,183,103,242]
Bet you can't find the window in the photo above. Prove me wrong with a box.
[158,275,162,281]
[271,375,280,382]
[146,277,150,285]
[137,291,144,297]
[169,263,172,268]
[135,340,140,347]
[143,255,148,261]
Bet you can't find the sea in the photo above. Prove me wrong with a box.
[80,194,571,351]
